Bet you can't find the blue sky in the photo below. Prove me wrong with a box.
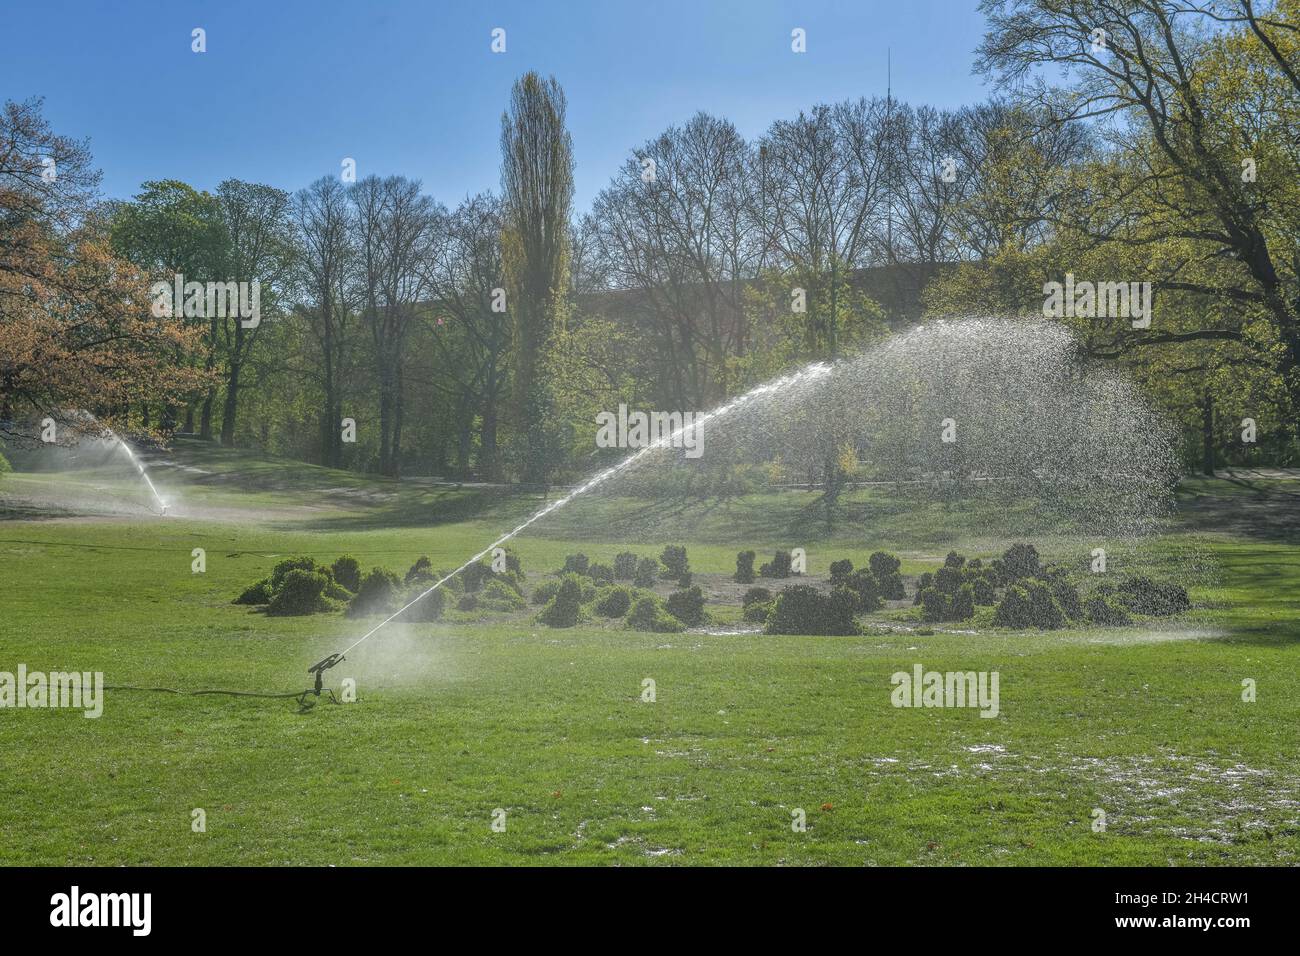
[0,0,992,213]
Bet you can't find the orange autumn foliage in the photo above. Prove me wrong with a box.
[0,98,211,439]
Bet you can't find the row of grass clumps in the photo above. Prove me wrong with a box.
[232,549,527,619]
[737,542,1191,635]
[737,550,907,635]
[734,549,794,581]
[235,540,1191,635]
[559,545,692,589]
[911,543,1189,629]
[533,575,705,633]
[535,546,705,632]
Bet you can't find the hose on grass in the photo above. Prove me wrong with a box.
[104,684,341,712]
[103,653,349,712]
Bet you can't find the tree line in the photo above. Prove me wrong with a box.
[3,1,1297,481]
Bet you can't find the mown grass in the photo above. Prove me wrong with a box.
[0,449,1296,865]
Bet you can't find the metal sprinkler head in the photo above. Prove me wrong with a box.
[307,653,346,696]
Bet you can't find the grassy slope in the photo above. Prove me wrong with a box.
[0,446,1297,865]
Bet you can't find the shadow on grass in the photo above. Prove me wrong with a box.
[1175,486,1300,545]
[1191,543,1300,647]
[289,486,532,533]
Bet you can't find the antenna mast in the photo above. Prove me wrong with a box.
[886,48,894,261]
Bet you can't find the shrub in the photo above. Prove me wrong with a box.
[994,580,1064,629]
[868,552,906,600]
[742,587,772,607]
[743,600,773,624]
[950,584,975,621]
[1024,580,1066,629]
[634,557,659,588]
[234,578,273,605]
[666,586,706,627]
[562,553,590,576]
[331,555,362,592]
[995,543,1042,584]
[1047,575,1083,620]
[1113,577,1190,616]
[759,550,793,578]
[993,585,1032,628]
[734,550,756,584]
[913,572,933,606]
[593,585,633,618]
[676,570,693,588]
[481,578,526,611]
[919,586,950,622]
[944,550,966,570]
[659,545,689,579]
[270,556,321,590]
[0,450,10,476]
[868,551,901,578]
[461,561,495,593]
[626,595,685,633]
[538,574,584,627]
[347,567,401,617]
[324,579,353,602]
[765,585,858,635]
[404,555,433,585]
[267,569,331,616]
[934,566,964,594]
[457,593,480,612]
[844,569,883,611]
[531,580,561,605]
[1086,595,1132,626]
[829,559,854,586]
[401,587,446,622]
[972,574,997,605]
[614,552,638,580]
[588,562,614,585]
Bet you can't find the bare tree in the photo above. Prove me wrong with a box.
[423,192,511,478]
[350,174,438,476]
[757,100,890,356]
[293,175,358,467]
[591,112,761,406]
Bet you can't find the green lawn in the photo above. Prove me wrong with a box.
[0,446,1297,865]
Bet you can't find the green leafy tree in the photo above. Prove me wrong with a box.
[500,72,574,483]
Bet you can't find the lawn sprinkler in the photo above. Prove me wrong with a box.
[307,653,346,697]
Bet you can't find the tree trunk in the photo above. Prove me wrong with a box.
[821,448,842,533]
[200,316,218,440]
[391,359,404,478]
[220,360,240,446]
[1201,390,1216,476]
[319,406,333,467]
[322,319,339,467]
[456,418,472,478]
[480,400,499,480]
[378,377,393,477]
[200,390,214,440]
